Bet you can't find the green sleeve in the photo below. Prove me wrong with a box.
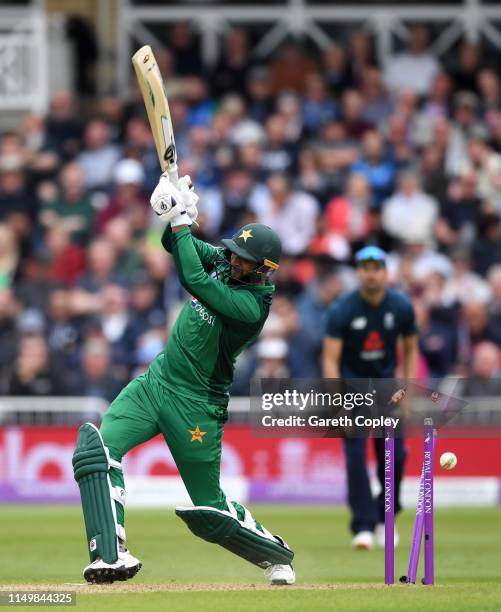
[170,227,261,324]
[161,225,222,272]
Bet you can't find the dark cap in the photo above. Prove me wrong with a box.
[221,223,282,270]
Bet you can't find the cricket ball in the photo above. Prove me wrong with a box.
[440,452,457,470]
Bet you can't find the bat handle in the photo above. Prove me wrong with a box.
[167,165,179,186]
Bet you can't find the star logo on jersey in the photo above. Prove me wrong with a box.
[189,425,207,443]
[239,229,253,242]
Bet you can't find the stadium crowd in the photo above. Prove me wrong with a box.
[1,23,501,401]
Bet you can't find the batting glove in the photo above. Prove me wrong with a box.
[150,173,199,227]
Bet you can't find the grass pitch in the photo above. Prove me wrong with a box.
[0,505,499,610]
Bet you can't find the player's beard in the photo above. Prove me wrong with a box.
[229,264,263,285]
[214,251,264,285]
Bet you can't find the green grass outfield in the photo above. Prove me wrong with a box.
[0,505,500,611]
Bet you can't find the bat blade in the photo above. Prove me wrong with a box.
[131,45,178,183]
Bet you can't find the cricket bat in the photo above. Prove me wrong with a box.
[131,45,178,184]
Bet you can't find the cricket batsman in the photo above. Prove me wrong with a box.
[72,173,295,585]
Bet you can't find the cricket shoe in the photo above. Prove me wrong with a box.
[374,523,399,548]
[264,534,295,585]
[352,530,374,550]
[83,550,142,584]
[264,564,295,585]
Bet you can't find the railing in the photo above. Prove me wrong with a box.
[117,0,501,96]
[0,397,108,425]
[0,394,498,426]
[0,4,48,114]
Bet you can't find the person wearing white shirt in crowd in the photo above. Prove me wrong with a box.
[382,171,438,245]
[384,25,441,97]
[255,173,319,255]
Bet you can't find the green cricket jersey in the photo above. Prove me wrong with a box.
[149,226,274,405]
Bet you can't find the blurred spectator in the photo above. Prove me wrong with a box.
[246,67,274,124]
[277,92,304,143]
[322,45,351,94]
[384,113,413,169]
[202,166,263,238]
[261,114,296,175]
[458,300,501,366]
[487,265,501,339]
[45,225,86,286]
[39,162,96,245]
[95,159,148,234]
[452,42,482,95]
[98,284,133,367]
[7,335,65,396]
[78,119,120,190]
[47,289,80,369]
[472,213,501,275]
[359,68,393,124]
[103,217,143,278]
[269,42,318,94]
[323,173,372,246]
[444,249,491,304]
[461,342,501,395]
[0,224,19,284]
[123,116,160,192]
[421,73,452,119]
[0,288,19,378]
[341,90,373,138]
[213,29,252,95]
[477,69,500,114]
[77,238,123,294]
[19,113,59,177]
[314,120,360,197]
[446,92,486,175]
[99,96,126,144]
[435,169,481,251]
[0,160,37,259]
[15,255,59,312]
[295,148,328,203]
[295,270,343,376]
[352,130,395,206]
[347,31,376,85]
[384,25,440,96]
[256,174,319,255]
[184,77,215,127]
[382,171,438,245]
[68,337,124,401]
[169,22,202,76]
[132,331,165,378]
[302,73,337,133]
[254,338,290,378]
[45,91,82,157]
[127,272,166,345]
[420,144,448,204]
[414,299,457,378]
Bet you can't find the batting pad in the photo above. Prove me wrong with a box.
[73,423,124,564]
[175,505,294,568]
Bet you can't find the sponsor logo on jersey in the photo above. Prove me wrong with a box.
[351,316,367,330]
[384,312,395,329]
[190,297,215,326]
[360,330,385,360]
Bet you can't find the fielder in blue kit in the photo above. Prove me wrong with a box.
[323,246,418,550]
